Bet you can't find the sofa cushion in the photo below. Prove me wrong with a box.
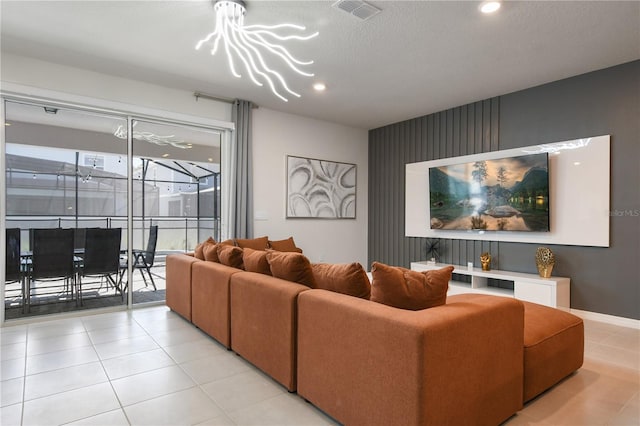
[236,236,269,250]
[217,244,244,269]
[311,262,371,299]
[370,262,454,310]
[194,237,216,260]
[266,251,316,288]
[243,248,272,275]
[269,237,303,253]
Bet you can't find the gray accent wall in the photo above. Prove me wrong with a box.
[368,60,639,320]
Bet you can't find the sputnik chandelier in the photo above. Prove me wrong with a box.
[196,0,318,102]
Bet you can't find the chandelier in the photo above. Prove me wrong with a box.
[196,0,318,102]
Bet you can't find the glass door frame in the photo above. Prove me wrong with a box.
[0,91,233,324]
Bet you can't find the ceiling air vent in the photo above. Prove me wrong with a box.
[332,0,381,21]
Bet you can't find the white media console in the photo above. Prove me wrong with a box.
[410,261,570,310]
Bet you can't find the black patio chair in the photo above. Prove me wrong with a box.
[120,225,158,292]
[5,228,25,310]
[6,228,21,283]
[28,228,76,309]
[78,228,123,305]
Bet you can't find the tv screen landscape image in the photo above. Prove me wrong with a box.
[429,153,550,232]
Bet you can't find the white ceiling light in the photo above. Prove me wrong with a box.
[479,1,501,14]
[313,82,326,91]
[196,0,319,102]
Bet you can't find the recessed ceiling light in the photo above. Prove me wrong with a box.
[162,153,170,158]
[208,158,214,162]
[479,1,501,14]
[4,122,11,126]
[313,82,326,92]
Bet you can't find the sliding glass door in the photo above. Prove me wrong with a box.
[129,119,221,304]
[2,99,224,320]
[3,100,129,319]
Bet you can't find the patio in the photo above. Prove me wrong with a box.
[4,260,168,321]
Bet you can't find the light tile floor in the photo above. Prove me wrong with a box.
[1,306,638,425]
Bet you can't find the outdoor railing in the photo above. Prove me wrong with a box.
[6,216,220,254]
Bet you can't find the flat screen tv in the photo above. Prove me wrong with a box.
[428,153,550,232]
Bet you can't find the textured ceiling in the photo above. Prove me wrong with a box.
[1,0,639,129]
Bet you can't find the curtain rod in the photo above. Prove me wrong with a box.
[193,92,235,104]
[193,92,259,108]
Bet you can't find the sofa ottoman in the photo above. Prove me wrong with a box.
[522,301,584,402]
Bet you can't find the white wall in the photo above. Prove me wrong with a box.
[0,53,231,123]
[2,54,369,266]
[252,108,368,266]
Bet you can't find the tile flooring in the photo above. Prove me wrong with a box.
[1,306,638,425]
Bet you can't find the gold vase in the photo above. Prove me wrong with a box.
[537,263,554,278]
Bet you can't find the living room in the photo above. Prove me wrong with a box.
[1,1,638,425]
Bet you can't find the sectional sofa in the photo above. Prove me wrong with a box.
[165,237,584,426]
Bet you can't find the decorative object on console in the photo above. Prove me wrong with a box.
[195,0,318,102]
[287,156,356,219]
[535,247,555,278]
[425,238,440,263]
[480,252,492,271]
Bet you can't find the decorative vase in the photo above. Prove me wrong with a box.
[480,252,491,271]
[535,247,555,278]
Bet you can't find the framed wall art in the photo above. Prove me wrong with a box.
[286,155,356,219]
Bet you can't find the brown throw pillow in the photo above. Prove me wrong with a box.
[311,262,371,299]
[203,239,234,262]
[243,248,271,275]
[202,242,219,262]
[235,236,269,250]
[266,251,316,288]
[370,262,453,310]
[268,237,303,253]
[216,245,244,269]
[194,237,216,260]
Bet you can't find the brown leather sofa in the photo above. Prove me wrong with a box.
[166,252,584,425]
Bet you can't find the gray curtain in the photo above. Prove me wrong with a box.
[231,99,253,238]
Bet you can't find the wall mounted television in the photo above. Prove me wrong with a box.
[428,153,550,232]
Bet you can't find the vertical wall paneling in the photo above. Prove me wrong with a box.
[369,60,639,319]
[368,97,500,270]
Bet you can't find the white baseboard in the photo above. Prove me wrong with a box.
[571,308,640,329]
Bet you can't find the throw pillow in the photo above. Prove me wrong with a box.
[243,248,272,275]
[235,236,269,250]
[311,262,371,299]
[216,244,244,269]
[266,251,316,288]
[194,237,216,260]
[202,239,233,263]
[268,237,303,253]
[370,262,454,310]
